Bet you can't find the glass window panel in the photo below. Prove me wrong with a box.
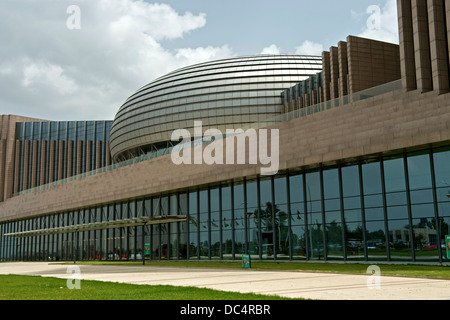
[161,196,169,216]
[222,229,232,259]
[305,171,321,201]
[277,202,289,260]
[291,203,304,225]
[274,175,287,205]
[433,147,450,205]
[412,218,439,261]
[259,178,274,260]
[439,216,450,254]
[325,198,340,211]
[366,221,388,260]
[170,194,177,215]
[387,205,408,220]
[246,180,258,210]
[291,225,307,260]
[221,184,231,211]
[437,199,450,218]
[345,209,362,222]
[364,194,383,208]
[289,172,304,203]
[386,191,407,206]
[308,222,324,260]
[436,187,450,204]
[152,198,159,216]
[326,222,343,260]
[210,187,219,213]
[305,171,322,214]
[362,161,382,195]
[234,229,245,255]
[388,219,412,261]
[411,203,435,219]
[259,178,272,207]
[407,152,432,190]
[341,165,360,197]
[323,168,339,200]
[199,189,208,213]
[343,196,361,210]
[365,207,384,221]
[188,190,198,259]
[210,187,220,259]
[410,189,433,204]
[41,122,49,141]
[234,183,245,212]
[384,156,406,193]
[345,222,364,260]
[433,147,450,188]
[325,210,341,224]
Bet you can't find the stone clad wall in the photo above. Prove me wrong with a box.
[322,36,401,100]
[0,115,43,202]
[1,86,450,223]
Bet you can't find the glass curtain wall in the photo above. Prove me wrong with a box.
[2,147,450,263]
[434,147,450,262]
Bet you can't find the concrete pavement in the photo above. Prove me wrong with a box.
[0,262,449,300]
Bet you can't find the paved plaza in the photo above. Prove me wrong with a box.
[0,262,449,300]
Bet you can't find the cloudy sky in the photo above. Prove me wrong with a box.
[0,0,399,121]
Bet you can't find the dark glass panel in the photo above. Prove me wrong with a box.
[412,218,439,261]
[188,190,198,259]
[384,156,406,193]
[274,175,287,205]
[362,160,382,195]
[326,221,344,260]
[323,168,339,200]
[246,179,258,210]
[365,207,384,221]
[291,224,307,260]
[387,205,409,220]
[388,219,412,261]
[407,151,432,190]
[341,165,361,198]
[366,221,387,261]
[345,221,364,260]
[411,203,435,219]
[433,147,450,188]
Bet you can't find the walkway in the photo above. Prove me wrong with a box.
[0,262,449,300]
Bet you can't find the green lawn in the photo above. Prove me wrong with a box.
[62,260,450,279]
[0,274,297,300]
[1,260,448,300]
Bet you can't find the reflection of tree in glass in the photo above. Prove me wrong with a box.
[253,202,289,254]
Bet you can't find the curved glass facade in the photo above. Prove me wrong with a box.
[109,54,322,161]
[2,146,449,263]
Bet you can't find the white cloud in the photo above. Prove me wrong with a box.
[261,44,281,55]
[175,45,234,65]
[355,0,399,44]
[295,41,324,56]
[0,0,234,120]
[22,62,78,95]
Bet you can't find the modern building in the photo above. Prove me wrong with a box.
[110,54,322,162]
[1,0,450,264]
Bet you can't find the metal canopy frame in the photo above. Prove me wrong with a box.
[4,215,187,238]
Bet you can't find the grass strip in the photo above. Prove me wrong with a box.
[0,274,298,300]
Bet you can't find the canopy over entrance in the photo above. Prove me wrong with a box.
[4,215,187,238]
